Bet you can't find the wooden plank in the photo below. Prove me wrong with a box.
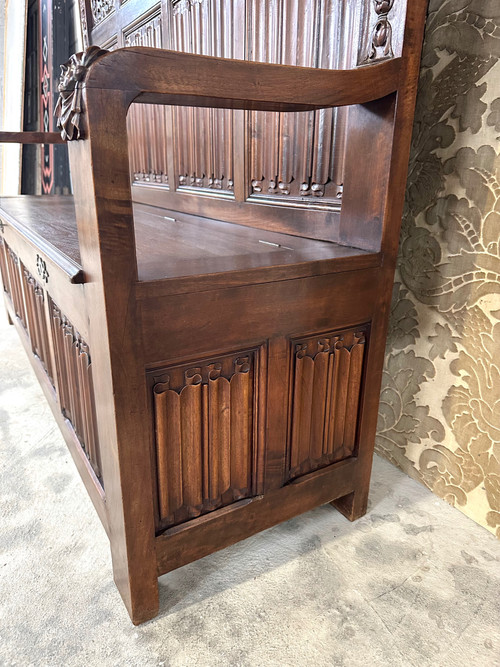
[140,268,380,365]
[68,87,160,625]
[0,196,376,283]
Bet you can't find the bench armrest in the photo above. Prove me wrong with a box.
[85,47,401,113]
[0,131,65,144]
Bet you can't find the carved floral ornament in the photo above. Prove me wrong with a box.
[172,0,204,16]
[365,0,394,62]
[91,0,114,26]
[54,46,109,141]
[153,356,251,394]
[36,254,49,284]
[78,0,89,49]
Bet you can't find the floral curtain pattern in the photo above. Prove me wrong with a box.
[376,0,500,537]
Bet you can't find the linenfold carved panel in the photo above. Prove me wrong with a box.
[248,0,356,202]
[22,266,54,385]
[0,237,9,297]
[169,0,354,200]
[50,300,103,486]
[4,243,27,329]
[87,0,406,207]
[288,327,368,481]
[151,350,260,530]
[170,0,236,193]
[124,12,169,186]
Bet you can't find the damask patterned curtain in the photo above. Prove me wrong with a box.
[377,0,500,538]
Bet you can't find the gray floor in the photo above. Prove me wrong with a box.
[1,307,499,667]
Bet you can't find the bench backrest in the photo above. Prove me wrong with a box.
[80,0,411,244]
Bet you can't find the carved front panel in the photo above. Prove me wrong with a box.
[0,236,9,297]
[50,300,102,486]
[4,243,27,329]
[22,266,54,384]
[151,350,260,529]
[287,327,368,481]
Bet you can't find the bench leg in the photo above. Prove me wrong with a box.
[331,486,369,522]
[7,310,13,325]
[110,546,159,625]
[105,428,160,624]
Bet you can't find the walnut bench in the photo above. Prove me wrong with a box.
[0,2,427,624]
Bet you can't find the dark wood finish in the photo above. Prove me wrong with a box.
[288,328,367,480]
[0,1,429,624]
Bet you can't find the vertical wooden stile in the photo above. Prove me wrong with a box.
[343,339,365,457]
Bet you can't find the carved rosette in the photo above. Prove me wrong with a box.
[54,45,109,141]
[365,0,394,62]
[36,254,49,283]
[172,0,203,16]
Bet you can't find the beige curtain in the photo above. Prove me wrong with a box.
[377,0,500,538]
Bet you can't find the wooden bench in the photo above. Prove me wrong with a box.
[0,1,428,624]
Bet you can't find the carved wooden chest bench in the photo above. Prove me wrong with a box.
[0,0,428,623]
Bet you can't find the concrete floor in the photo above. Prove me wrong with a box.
[1,307,499,667]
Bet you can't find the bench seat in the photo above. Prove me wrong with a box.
[0,196,377,285]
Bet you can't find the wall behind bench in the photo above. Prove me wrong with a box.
[377,0,500,538]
